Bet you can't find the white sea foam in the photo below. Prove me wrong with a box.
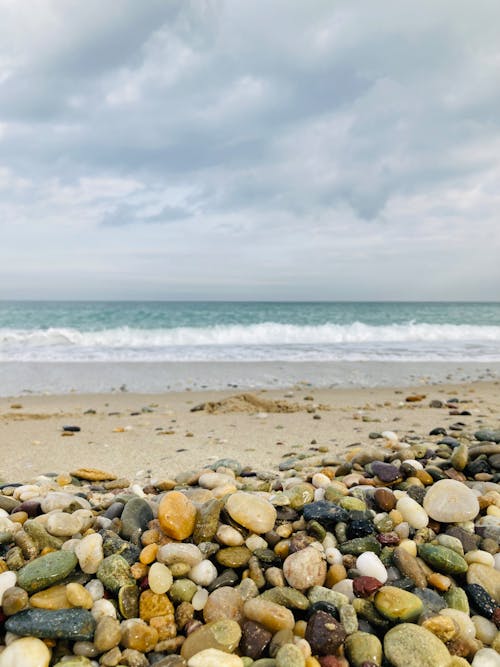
[0,322,499,362]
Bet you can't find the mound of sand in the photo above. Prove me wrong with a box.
[190,392,329,414]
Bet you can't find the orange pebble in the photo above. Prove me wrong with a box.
[140,543,158,565]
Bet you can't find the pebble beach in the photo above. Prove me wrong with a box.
[0,382,499,666]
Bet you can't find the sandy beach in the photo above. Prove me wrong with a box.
[1,380,498,484]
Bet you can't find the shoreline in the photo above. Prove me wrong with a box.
[1,380,498,484]
[1,360,499,397]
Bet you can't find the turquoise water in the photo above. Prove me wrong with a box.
[0,301,499,362]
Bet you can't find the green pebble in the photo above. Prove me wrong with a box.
[417,544,468,575]
[374,586,423,622]
[17,550,78,594]
[285,483,315,509]
[338,496,367,511]
[444,586,470,614]
[260,587,309,610]
[97,554,134,593]
[169,578,198,603]
[345,631,382,666]
[339,535,381,555]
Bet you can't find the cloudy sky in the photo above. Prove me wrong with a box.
[1,0,499,300]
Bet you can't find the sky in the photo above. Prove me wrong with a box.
[0,0,499,301]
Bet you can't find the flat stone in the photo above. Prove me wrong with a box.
[423,479,480,523]
[475,430,500,443]
[5,608,95,641]
[225,492,277,534]
[181,619,242,660]
[17,550,78,594]
[384,623,451,667]
[243,598,295,633]
[418,544,468,575]
[70,468,116,481]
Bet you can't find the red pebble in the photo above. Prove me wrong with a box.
[319,657,349,667]
[353,576,383,598]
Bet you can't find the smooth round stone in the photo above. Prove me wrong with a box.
[0,570,17,604]
[198,472,235,489]
[275,643,306,667]
[97,554,134,593]
[283,545,327,591]
[418,544,468,575]
[305,610,347,656]
[440,608,476,641]
[2,586,29,615]
[120,497,154,540]
[120,618,158,652]
[216,546,252,568]
[471,648,500,667]
[181,619,242,660]
[93,616,121,652]
[344,631,382,666]
[158,543,203,568]
[243,598,295,633]
[190,560,218,586]
[46,512,83,537]
[396,496,429,529]
[203,586,244,624]
[192,587,209,611]
[40,492,90,513]
[217,525,245,546]
[158,491,197,540]
[74,533,103,574]
[148,562,173,594]
[467,563,500,602]
[423,479,480,523]
[85,579,104,601]
[374,586,423,622]
[374,488,397,511]
[225,492,277,534]
[384,623,452,667]
[0,637,51,667]
[30,584,71,610]
[17,550,78,594]
[90,598,117,620]
[471,615,497,645]
[66,583,93,610]
[356,552,388,583]
[187,649,243,667]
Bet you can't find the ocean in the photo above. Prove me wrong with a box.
[1,301,499,394]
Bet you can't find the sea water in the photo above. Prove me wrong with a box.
[0,301,499,393]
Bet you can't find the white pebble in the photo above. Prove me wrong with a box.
[191,587,209,611]
[216,525,245,546]
[245,534,268,551]
[314,488,325,502]
[0,637,51,667]
[187,648,243,667]
[494,552,500,571]
[198,472,235,489]
[471,648,500,667]
[91,598,116,621]
[356,553,388,583]
[325,547,343,565]
[158,543,202,567]
[130,484,145,497]
[148,562,173,594]
[189,560,218,587]
[0,571,17,605]
[75,533,103,574]
[440,608,476,641]
[85,579,104,601]
[382,431,398,443]
[396,496,429,529]
[472,615,497,645]
[394,522,410,539]
[311,473,331,488]
[465,550,495,567]
[332,579,354,601]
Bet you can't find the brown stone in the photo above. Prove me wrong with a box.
[305,611,347,656]
[70,468,117,481]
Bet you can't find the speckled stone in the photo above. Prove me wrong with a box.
[344,631,382,667]
[203,586,245,624]
[17,550,78,594]
[5,608,96,641]
[275,643,306,667]
[418,544,468,575]
[283,545,327,591]
[384,623,451,667]
[181,619,242,660]
[305,610,347,656]
[467,563,500,603]
[97,554,134,593]
[239,620,272,660]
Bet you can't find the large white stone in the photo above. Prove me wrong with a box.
[225,492,276,534]
[0,637,51,667]
[187,649,243,667]
[471,648,500,667]
[356,552,388,583]
[423,479,480,523]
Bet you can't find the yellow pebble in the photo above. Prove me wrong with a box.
[131,562,148,579]
[398,539,417,556]
[0,559,8,573]
[305,657,322,667]
[487,505,500,517]
[66,582,93,609]
[325,563,347,587]
[56,474,72,486]
[405,477,424,488]
[389,509,403,525]
[9,511,28,525]
[139,543,158,565]
[274,540,290,559]
[294,620,307,638]
[427,573,452,591]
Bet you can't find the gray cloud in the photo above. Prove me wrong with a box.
[0,0,499,299]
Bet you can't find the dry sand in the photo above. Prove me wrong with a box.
[1,382,499,484]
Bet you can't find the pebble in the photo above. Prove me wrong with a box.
[225,492,277,534]
[384,623,452,667]
[283,546,327,590]
[0,413,499,666]
[471,648,500,667]
[0,637,51,667]
[423,479,480,522]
